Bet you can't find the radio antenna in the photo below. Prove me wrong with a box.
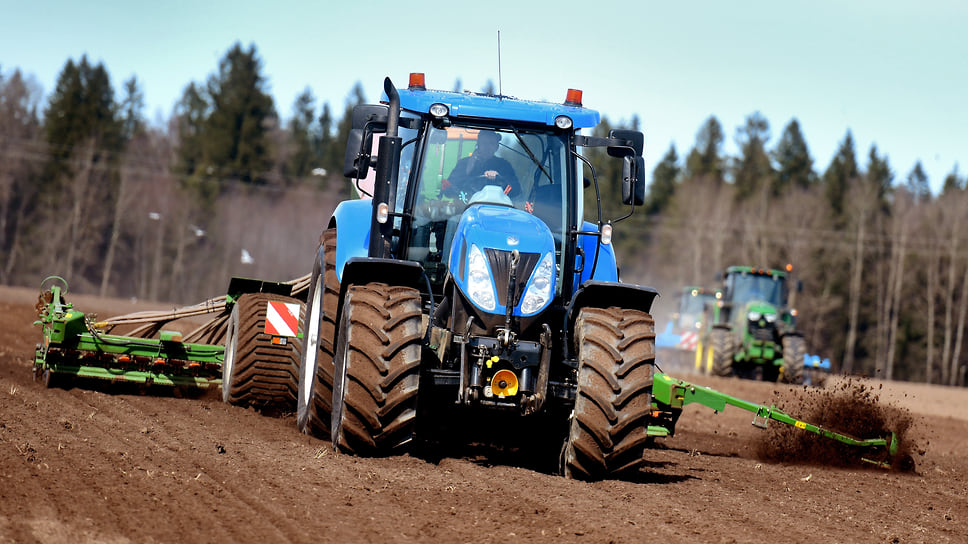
[497,30,503,97]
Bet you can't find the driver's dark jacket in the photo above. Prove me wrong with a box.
[446,155,520,197]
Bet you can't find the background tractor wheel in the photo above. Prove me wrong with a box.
[563,307,656,480]
[222,292,303,410]
[297,229,339,437]
[780,335,806,385]
[331,283,422,456]
[710,328,734,377]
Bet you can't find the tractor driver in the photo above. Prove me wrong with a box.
[443,131,520,202]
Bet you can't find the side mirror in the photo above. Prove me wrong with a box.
[797,280,803,293]
[351,104,388,131]
[622,155,646,206]
[343,128,370,178]
[608,129,644,158]
[343,104,388,179]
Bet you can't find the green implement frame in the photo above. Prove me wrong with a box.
[33,277,224,389]
[649,373,899,468]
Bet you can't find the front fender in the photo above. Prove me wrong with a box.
[566,280,659,352]
[331,199,373,282]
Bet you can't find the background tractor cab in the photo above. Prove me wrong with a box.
[708,265,806,383]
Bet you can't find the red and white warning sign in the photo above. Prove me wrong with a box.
[679,331,698,351]
[265,301,300,337]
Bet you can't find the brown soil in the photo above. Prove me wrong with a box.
[2,285,967,543]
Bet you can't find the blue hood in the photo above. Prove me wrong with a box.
[448,203,556,316]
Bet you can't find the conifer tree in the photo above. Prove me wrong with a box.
[865,144,893,212]
[285,87,318,180]
[941,165,963,195]
[773,119,815,192]
[646,144,679,215]
[119,76,145,141]
[203,42,275,185]
[684,116,725,183]
[905,161,930,202]
[732,111,773,200]
[822,131,859,216]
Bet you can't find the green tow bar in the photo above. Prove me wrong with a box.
[651,373,899,468]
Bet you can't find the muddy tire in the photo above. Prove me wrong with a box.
[563,307,656,480]
[222,293,303,410]
[297,230,339,437]
[331,284,423,456]
[43,367,57,388]
[710,328,733,377]
[780,335,806,385]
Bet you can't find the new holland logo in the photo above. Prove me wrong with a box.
[265,301,300,337]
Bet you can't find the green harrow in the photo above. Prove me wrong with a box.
[648,373,900,469]
[32,275,308,393]
[33,276,225,389]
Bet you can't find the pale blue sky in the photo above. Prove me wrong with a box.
[3,0,965,192]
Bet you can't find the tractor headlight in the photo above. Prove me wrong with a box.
[520,252,555,316]
[467,244,496,311]
[764,313,777,323]
[748,311,762,321]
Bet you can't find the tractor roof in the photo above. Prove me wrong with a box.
[392,86,602,129]
[725,265,787,278]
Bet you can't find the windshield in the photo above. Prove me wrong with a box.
[406,125,569,289]
[727,273,786,307]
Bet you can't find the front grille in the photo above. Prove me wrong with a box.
[484,248,540,306]
[750,322,775,342]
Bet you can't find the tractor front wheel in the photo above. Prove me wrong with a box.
[563,307,656,480]
[331,283,423,456]
[780,335,806,385]
[222,293,303,410]
[710,328,733,377]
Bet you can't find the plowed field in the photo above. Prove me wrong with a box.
[2,286,966,543]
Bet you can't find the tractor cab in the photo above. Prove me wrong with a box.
[402,124,572,295]
[340,73,649,338]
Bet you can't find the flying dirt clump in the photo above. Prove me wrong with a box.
[756,377,922,472]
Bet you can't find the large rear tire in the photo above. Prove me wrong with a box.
[780,335,806,385]
[297,229,339,437]
[331,284,423,456]
[563,307,656,481]
[222,293,303,410]
[710,328,734,377]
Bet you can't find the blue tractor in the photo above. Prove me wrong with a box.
[295,73,657,480]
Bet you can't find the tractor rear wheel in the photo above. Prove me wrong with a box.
[563,307,656,480]
[331,283,423,456]
[780,335,806,385]
[710,328,733,377]
[297,229,339,437]
[222,293,303,410]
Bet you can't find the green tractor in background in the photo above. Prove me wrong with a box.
[707,266,805,384]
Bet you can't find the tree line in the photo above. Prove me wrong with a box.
[590,114,966,387]
[1,42,965,386]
